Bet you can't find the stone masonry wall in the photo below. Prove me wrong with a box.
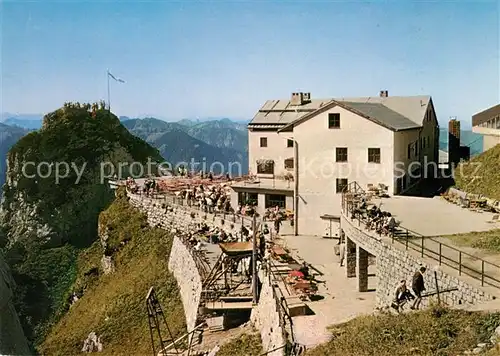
[250,269,286,356]
[168,236,202,333]
[127,193,253,237]
[341,215,495,309]
[127,192,287,353]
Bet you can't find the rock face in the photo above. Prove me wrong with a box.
[1,105,162,248]
[0,104,163,346]
[0,255,31,355]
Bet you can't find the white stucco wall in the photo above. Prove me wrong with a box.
[294,106,394,236]
[248,130,294,176]
[473,126,500,152]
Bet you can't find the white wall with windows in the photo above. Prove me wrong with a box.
[248,130,295,178]
[293,106,395,236]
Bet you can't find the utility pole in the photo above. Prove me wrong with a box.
[252,214,258,304]
[434,270,441,305]
[107,69,111,111]
[293,140,299,235]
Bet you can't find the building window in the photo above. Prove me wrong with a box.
[284,158,294,170]
[287,139,294,148]
[414,141,419,156]
[407,144,411,159]
[368,148,381,163]
[328,113,340,129]
[238,192,258,206]
[265,194,286,208]
[336,147,348,162]
[260,137,267,147]
[256,160,274,174]
[336,178,348,193]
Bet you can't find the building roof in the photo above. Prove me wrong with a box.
[249,95,431,132]
[472,103,500,127]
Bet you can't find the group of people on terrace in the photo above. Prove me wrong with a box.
[351,198,398,236]
[124,176,139,193]
[179,183,232,213]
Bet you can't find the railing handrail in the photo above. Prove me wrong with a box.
[341,182,500,289]
[126,188,257,225]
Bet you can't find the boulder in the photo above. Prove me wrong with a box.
[82,331,103,352]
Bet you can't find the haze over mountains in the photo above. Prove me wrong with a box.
[122,118,248,174]
[0,123,31,186]
[0,114,250,179]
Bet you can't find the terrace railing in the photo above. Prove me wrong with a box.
[127,187,257,230]
[341,182,500,290]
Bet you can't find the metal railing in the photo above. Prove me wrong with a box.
[126,187,257,229]
[341,182,500,289]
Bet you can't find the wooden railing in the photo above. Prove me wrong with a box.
[341,182,500,290]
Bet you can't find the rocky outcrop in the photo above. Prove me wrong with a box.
[81,331,103,352]
[0,254,31,355]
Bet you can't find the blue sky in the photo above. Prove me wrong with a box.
[0,1,498,127]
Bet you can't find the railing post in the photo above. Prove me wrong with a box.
[482,260,485,286]
[439,243,442,265]
[421,236,424,257]
[405,230,409,250]
[459,252,462,276]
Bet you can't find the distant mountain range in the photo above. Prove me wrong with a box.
[0,123,31,186]
[1,114,132,129]
[122,117,248,175]
[0,113,249,177]
[439,128,483,157]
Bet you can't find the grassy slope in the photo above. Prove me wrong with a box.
[307,307,500,356]
[40,190,186,355]
[216,333,263,356]
[454,145,500,200]
[443,229,500,253]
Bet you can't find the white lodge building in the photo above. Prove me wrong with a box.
[231,91,440,237]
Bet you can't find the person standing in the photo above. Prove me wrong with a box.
[274,216,282,235]
[339,242,346,266]
[411,266,426,310]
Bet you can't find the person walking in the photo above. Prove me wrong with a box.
[410,266,426,310]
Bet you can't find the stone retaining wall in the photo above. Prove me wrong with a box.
[127,192,288,354]
[341,215,496,309]
[250,269,286,356]
[168,236,202,333]
[127,193,254,236]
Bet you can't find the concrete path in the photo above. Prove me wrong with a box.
[372,196,500,236]
[277,234,376,349]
